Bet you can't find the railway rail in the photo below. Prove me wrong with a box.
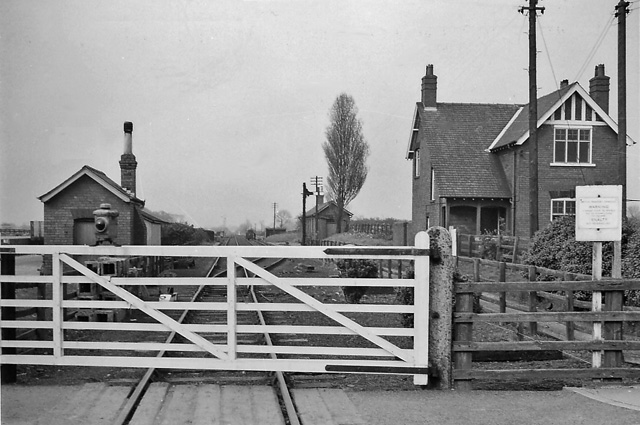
[115,235,299,425]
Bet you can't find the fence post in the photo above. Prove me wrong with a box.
[564,272,575,341]
[592,242,603,368]
[603,240,624,373]
[413,231,430,386]
[473,258,480,282]
[426,227,453,389]
[498,261,506,314]
[454,288,473,391]
[528,265,537,336]
[1,248,17,383]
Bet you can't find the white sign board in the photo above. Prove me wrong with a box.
[575,185,622,241]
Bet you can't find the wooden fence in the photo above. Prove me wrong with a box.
[453,256,640,389]
[349,222,393,236]
[456,234,530,263]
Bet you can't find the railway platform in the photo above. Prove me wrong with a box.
[2,382,640,424]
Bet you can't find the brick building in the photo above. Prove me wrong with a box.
[305,194,352,242]
[38,122,164,269]
[406,64,632,238]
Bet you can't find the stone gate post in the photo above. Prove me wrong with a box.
[427,226,454,389]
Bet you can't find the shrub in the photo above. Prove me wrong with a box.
[336,259,378,303]
[523,215,640,306]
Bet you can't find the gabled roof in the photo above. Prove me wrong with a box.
[306,200,353,218]
[38,165,144,204]
[489,82,635,151]
[412,102,520,199]
[139,207,169,224]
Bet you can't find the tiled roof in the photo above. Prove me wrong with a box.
[305,201,353,217]
[38,165,144,204]
[490,83,574,150]
[418,102,521,198]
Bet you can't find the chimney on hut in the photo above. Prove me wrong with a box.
[421,64,437,109]
[119,121,137,196]
[589,64,610,114]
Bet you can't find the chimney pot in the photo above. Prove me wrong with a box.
[421,64,437,108]
[589,64,610,114]
[120,121,137,195]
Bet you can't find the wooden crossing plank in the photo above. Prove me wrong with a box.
[293,388,365,425]
[128,382,170,425]
[160,384,198,425]
[130,384,284,425]
[249,386,285,425]
[220,385,284,425]
[82,384,131,425]
[44,382,130,425]
[192,384,222,424]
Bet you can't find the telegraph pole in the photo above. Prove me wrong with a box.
[519,0,545,238]
[616,0,629,216]
[301,183,313,245]
[310,176,323,242]
[272,203,277,230]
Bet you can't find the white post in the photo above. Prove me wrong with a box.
[592,242,603,368]
[227,256,237,360]
[449,227,457,257]
[413,231,430,385]
[52,252,64,358]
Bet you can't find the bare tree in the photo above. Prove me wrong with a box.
[277,209,292,228]
[323,93,370,233]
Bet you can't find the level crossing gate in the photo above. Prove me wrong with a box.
[0,232,432,385]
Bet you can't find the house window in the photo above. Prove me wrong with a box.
[551,198,576,220]
[554,127,591,164]
[414,149,420,178]
[430,168,435,201]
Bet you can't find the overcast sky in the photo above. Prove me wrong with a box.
[1,0,638,229]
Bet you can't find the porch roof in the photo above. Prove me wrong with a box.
[419,103,519,199]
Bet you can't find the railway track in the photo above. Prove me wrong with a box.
[115,235,300,425]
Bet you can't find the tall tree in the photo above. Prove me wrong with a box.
[323,93,370,233]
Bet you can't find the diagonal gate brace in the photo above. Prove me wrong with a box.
[235,257,414,363]
[60,254,228,360]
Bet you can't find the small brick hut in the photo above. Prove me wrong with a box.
[38,122,164,273]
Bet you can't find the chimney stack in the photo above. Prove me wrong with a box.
[119,121,137,196]
[589,64,610,114]
[560,79,569,89]
[421,64,437,109]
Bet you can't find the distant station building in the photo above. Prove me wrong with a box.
[304,194,352,242]
[38,122,165,272]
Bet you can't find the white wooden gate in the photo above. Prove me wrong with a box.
[1,232,431,384]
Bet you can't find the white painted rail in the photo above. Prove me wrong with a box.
[0,232,431,384]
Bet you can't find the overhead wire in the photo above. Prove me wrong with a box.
[573,13,616,83]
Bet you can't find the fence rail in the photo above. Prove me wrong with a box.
[456,234,530,263]
[453,255,640,389]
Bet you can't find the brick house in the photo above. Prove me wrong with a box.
[305,195,352,242]
[38,123,164,265]
[406,64,632,238]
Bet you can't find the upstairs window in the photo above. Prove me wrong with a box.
[414,149,420,178]
[551,198,576,221]
[430,167,435,201]
[554,127,591,164]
